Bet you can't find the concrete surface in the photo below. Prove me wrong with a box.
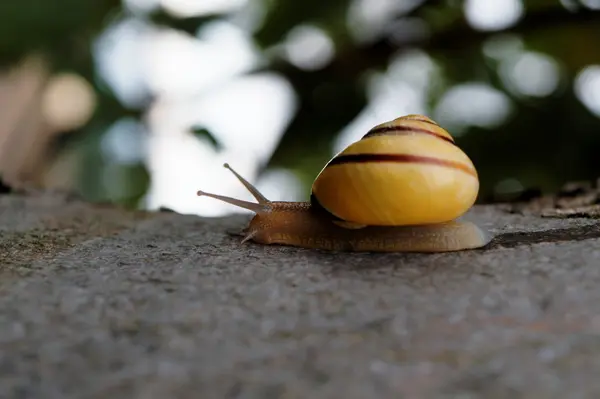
[2,192,600,398]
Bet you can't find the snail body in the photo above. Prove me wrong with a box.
[196,114,490,253]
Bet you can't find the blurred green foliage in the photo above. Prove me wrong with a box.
[0,0,118,70]
[1,0,600,206]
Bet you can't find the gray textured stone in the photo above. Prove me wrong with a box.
[1,193,600,398]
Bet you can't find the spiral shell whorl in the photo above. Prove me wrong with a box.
[362,114,454,143]
[311,114,479,227]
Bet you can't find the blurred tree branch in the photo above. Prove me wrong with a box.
[0,55,53,189]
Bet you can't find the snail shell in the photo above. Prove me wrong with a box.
[311,114,479,226]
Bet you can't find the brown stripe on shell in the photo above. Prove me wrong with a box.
[363,125,455,144]
[326,153,476,177]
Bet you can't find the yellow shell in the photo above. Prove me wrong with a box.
[311,114,479,226]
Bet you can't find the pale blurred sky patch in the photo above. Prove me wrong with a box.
[499,51,561,98]
[143,72,297,215]
[434,83,513,135]
[94,0,299,216]
[283,24,335,71]
[465,0,524,31]
[575,65,600,117]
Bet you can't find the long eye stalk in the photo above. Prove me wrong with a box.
[223,163,269,204]
[196,163,270,213]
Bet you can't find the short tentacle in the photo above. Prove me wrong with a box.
[241,230,258,244]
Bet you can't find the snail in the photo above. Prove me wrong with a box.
[196,114,491,252]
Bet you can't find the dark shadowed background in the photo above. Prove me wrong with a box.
[1,0,599,217]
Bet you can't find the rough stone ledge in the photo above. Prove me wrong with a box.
[2,192,600,398]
